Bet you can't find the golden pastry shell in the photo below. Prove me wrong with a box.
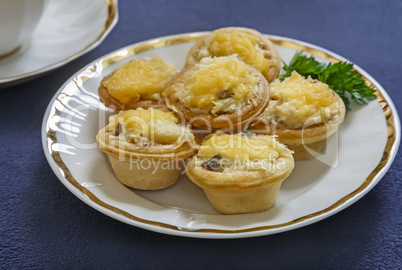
[185,27,282,83]
[251,91,346,144]
[164,63,270,131]
[98,75,166,111]
[96,122,198,160]
[186,152,294,192]
[251,91,346,160]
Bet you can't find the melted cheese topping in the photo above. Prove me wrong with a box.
[207,30,272,78]
[103,57,177,104]
[197,133,289,171]
[257,71,338,128]
[172,56,260,115]
[108,108,194,145]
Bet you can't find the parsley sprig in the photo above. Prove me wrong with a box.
[280,51,376,109]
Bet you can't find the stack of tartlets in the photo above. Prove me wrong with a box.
[96,27,345,215]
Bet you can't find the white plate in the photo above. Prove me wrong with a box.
[42,32,400,239]
[0,0,118,86]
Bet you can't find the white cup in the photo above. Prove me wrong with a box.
[0,0,47,57]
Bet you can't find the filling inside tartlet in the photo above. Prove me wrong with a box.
[105,108,195,146]
[170,56,261,115]
[198,29,274,79]
[255,71,339,129]
[102,57,177,104]
[195,132,290,172]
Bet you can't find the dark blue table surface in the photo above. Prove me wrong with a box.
[1,0,401,269]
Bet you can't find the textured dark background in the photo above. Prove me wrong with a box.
[1,0,401,269]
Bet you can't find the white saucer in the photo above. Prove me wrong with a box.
[0,0,118,87]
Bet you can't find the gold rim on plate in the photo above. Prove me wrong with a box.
[43,33,399,237]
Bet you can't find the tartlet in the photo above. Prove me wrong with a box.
[98,57,178,110]
[164,55,270,131]
[251,71,346,160]
[185,27,281,83]
[186,132,294,214]
[96,108,197,190]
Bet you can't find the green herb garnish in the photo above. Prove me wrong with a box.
[280,51,376,109]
